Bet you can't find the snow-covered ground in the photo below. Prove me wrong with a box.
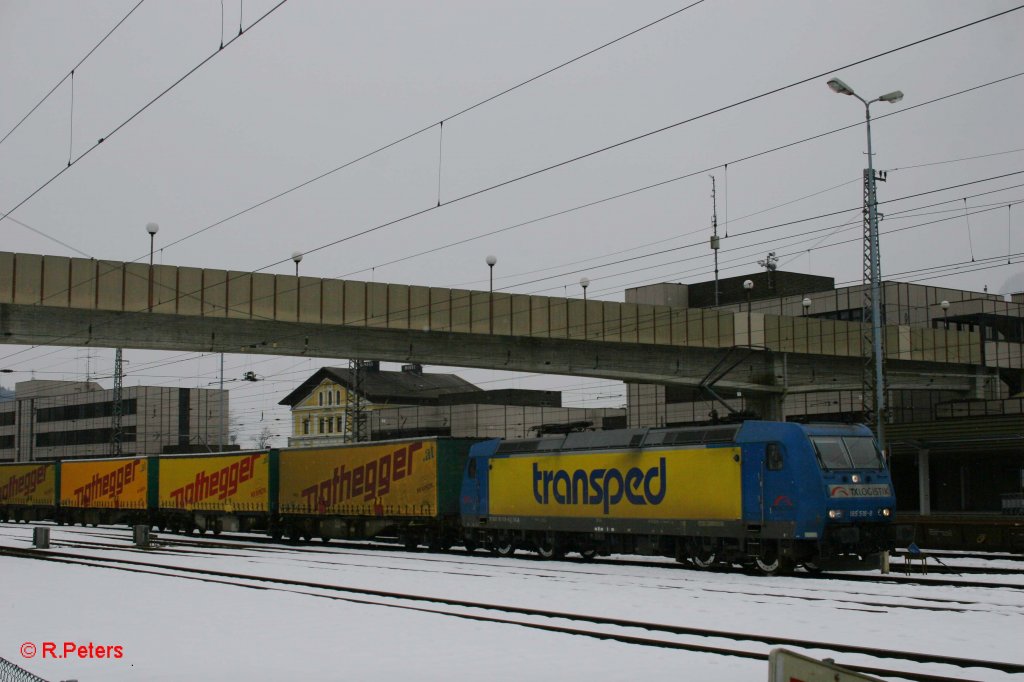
[1,523,1021,682]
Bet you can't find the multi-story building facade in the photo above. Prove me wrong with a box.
[0,380,229,462]
[279,363,625,447]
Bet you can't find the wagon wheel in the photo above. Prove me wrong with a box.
[536,537,564,560]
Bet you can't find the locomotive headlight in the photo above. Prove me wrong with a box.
[851,474,861,483]
[828,509,843,520]
[880,507,892,518]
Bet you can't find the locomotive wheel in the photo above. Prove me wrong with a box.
[463,539,478,553]
[803,561,823,575]
[493,539,515,557]
[690,549,716,569]
[579,548,597,561]
[756,554,795,576]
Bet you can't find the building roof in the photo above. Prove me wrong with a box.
[278,365,482,407]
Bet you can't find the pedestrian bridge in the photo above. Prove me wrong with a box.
[0,251,994,407]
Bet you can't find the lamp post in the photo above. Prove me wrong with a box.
[486,255,497,334]
[743,279,754,347]
[146,222,159,311]
[292,251,303,322]
[941,300,950,329]
[802,297,812,317]
[580,277,590,338]
[827,76,903,454]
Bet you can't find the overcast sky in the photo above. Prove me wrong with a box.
[1,0,1022,445]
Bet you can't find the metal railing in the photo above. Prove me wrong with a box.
[0,658,49,682]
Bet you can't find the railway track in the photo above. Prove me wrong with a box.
[0,543,1020,682]
[4,523,1021,593]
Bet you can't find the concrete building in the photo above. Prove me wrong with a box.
[279,363,625,446]
[0,380,230,462]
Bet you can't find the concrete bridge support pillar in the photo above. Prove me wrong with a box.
[918,448,931,516]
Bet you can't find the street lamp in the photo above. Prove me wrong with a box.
[827,76,903,455]
[802,297,812,317]
[941,300,950,329]
[486,255,497,334]
[743,279,754,347]
[292,251,303,322]
[146,222,159,311]
[580,277,590,338]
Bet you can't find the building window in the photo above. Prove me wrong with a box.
[337,416,343,432]
[328,391,333,406]
[36,426,136,447]
[336,390,341,404]
[302,419,309,435]
[318,418,324,434]
[318,392,323,406]
[327,418,333,434]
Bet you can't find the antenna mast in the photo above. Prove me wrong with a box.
[710,176,720,306]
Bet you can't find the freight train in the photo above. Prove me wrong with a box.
[0,421,910,574]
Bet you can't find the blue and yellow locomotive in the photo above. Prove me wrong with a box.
[459,421,911,573]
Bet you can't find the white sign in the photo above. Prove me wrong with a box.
[768,648,886,682]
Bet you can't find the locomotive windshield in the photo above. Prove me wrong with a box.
[810,436,883,470]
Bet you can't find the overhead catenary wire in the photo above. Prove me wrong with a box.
[151,1,709,257]
[0,0,291,231]
[110,5,1024,270]
[0,0,147,151]
[336,72,1024,284]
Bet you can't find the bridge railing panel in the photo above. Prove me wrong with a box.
[428,286,450,331]
[510,293,531,336]
[549,296,568,339]
[389,283,410,329]
[470,290,489,334]
[635,303,655,344]
[529,295,549,337]
[0,252,13,304]
[152,263,177,313]
[298,275,321,324]
[583,299,602,341]
[41,255,69,306]
[366,282,389,328]
[618,302,638,343]
[69,256,96,309]
[226,271,251,319]
[250,272,274,320]
[449,288,470,332]
[176,266,203,316]
[492,292,512,336]
[13,253,43,305]
[602,300,620,342]
[408,284,430,331]
[566,298,584,340]
[95,259,124,311]
[124,262,149,312]
[273,273,297,321]
[343,280,366,326]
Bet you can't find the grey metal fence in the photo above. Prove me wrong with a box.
[0,658,49,682]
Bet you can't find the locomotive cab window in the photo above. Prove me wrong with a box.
[811,436,884,470]
[811,437,851,469]
[844,437,883,469]
[766,443,784,470]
